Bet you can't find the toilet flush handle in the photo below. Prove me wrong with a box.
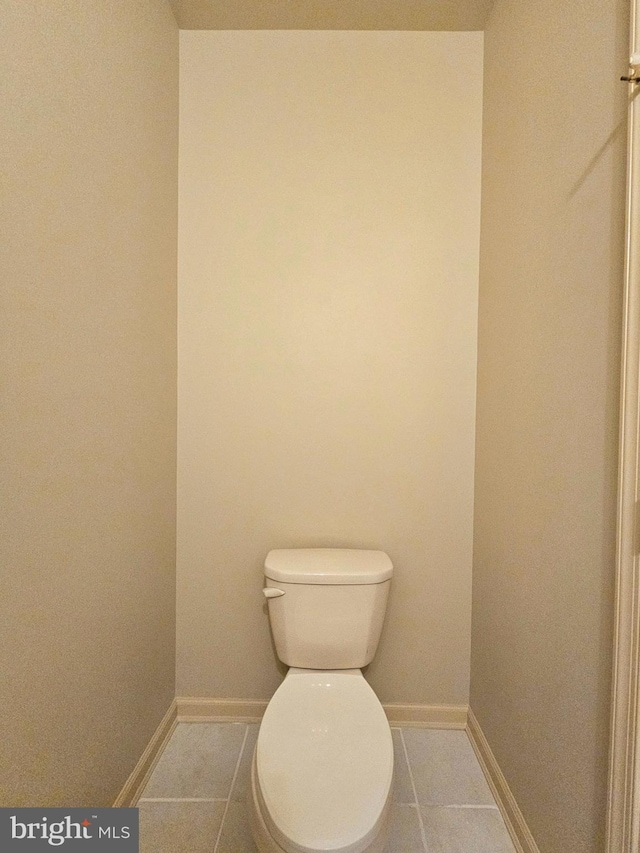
[263,588,285,599]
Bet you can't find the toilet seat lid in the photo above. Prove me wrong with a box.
[256,669,393,853]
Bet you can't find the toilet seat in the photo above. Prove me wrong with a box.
[253,669,394,853]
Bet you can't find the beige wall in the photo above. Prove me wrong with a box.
[470,0,627,850]
[177,31,483,703]
[1,1,178,806]
[170,0,493,31]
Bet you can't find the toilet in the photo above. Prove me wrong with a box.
[250,548,394,853]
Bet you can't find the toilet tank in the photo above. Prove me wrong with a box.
[263,549,393,669]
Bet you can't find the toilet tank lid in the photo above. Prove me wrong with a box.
[264,549,393,585]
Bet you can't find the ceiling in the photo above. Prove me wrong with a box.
[168,0,494,31]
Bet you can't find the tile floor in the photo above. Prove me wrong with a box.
[137,722,516,853]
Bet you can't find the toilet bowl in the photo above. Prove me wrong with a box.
[250,669,394,853]
[251,549,394,853]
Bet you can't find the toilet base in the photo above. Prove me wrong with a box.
[249,745,391,853]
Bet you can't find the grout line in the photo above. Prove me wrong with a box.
[428,803,499,810]
[213,724,249,853]
[138,797,228,803]
[399,729,429,853]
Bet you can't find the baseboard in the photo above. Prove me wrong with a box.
[113,700,178,807]
[177,697,268,722]
[384,703,468,728]
[176,696,467,728]
[466,707,540,853]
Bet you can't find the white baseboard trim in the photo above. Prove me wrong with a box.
[113,700,178,807]
[176,697,268,722]
[384,703,468,728]
[467,707,540,853]
[176,696,468,728]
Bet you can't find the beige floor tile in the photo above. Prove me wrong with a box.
[402,729,495,806]
[139,800,226,853]
[141,722,247,799]
[384,804,425,852]
[216,800,423,853]
[137,724,511,853]
[420,806,516,853]
[391,729,416,804]
[215,801,258,853]
[231,724,259,802]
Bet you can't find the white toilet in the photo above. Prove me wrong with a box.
[250,548,394,853]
